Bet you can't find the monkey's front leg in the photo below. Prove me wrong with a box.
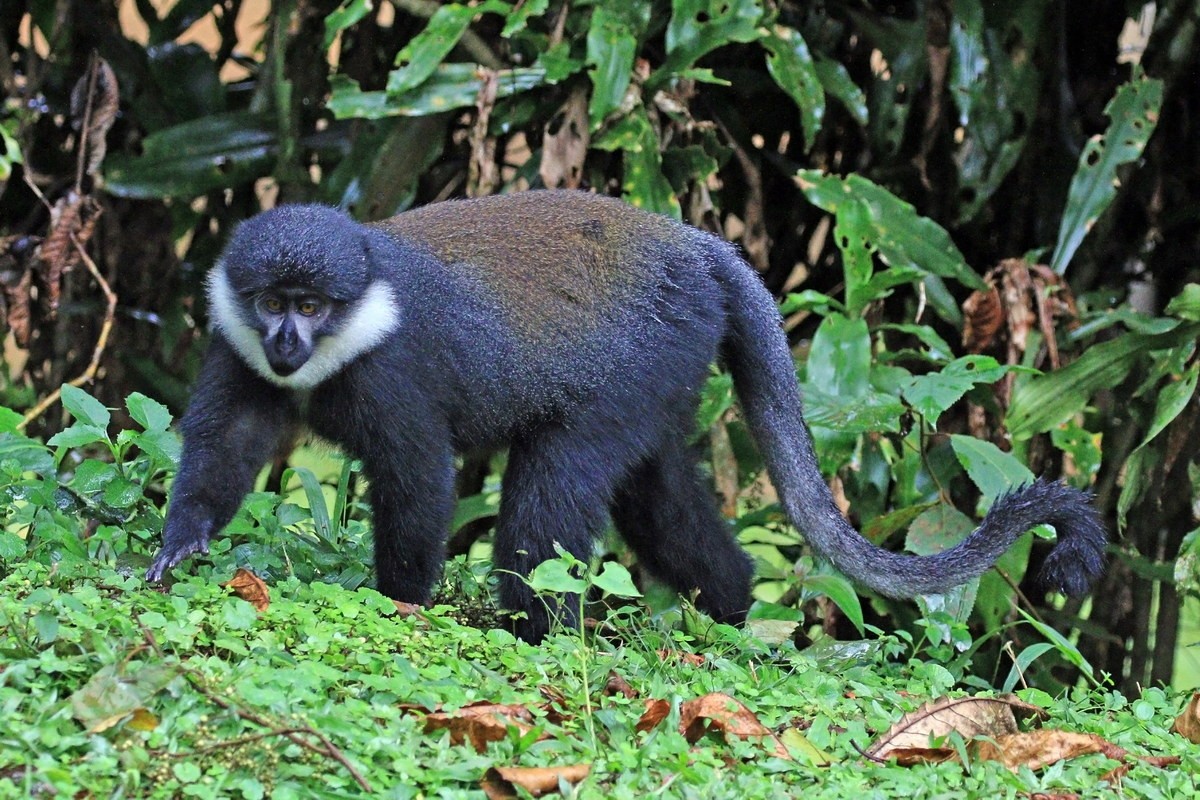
[364,444,456,604]
[148,342,295,581]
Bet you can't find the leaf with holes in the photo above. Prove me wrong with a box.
[1050,73,1163,274]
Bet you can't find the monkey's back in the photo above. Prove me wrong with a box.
[373,191,706,344]
[371,191,732,443]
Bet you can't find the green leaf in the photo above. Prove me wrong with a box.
[1050,73,1163,274]
[653,0,763,86]
[763,26,824,152]
[813,55,867,126]
[796,171,987,293]
[105,112,276,199]
[1138,362,1199,449]
[805,313,871,397]
[61,385,110,429]
[330,66,547,120]
[902,356,1010,426]
[389,1,511,95]
[528,558,588,595]
[833,198,876,317]
[501,0,549,37]
[0,406,23,434]
[47,424,109,449]
[323,0,374,49]
[451,491,500,533]
[802,574,863,634]
[70,459,119,494]
[594,110,680,219]
[0,530,27,560]
[585,1,651,129]
[1007,322,1200,439]
[591,562,642,598]
[125,392,172,432]
[283,467,333,543]
[949,434,1034,507]
[948,0,1045,224]
[800,386,904,434]
[1165,283,1200,321]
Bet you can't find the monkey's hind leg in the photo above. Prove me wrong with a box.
[612,438,754,626]
[493,432,623,643]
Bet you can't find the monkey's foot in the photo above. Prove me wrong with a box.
[146,538,210,582]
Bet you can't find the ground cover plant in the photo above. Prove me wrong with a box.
[3,0,1200,796]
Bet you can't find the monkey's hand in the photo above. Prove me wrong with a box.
[146,525,211,582]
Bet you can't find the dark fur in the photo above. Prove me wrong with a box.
[148,191,1107,641]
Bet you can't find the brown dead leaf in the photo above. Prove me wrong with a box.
[867,695,1043,761]
[424,702,539,753]
[657,649,705,668]
[973,730,1124,771]
[481,764,590,799]
[603,670,637,699]
[70,56,120,178]
[539,86,589,190]
[223,568,270,611]
[1171,692,1200,742]
[38,191,102,314]
[1101,755,1181,786]
[879,746,958,766]
[636,699,670,733]
[2,257,32,346]
[392,600,424,616]
[679,692,791,760]
[961,259,1079,410]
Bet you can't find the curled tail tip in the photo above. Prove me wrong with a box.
[1021,479,1108,596]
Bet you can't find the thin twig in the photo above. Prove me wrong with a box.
[18,233,115,429]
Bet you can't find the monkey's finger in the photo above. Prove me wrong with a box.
[145,540,209,582]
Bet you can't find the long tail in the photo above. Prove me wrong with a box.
[710,244,1107,598]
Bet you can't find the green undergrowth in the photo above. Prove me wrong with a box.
[1,560,1195,799]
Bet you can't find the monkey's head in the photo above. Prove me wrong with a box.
[209,205,401,390]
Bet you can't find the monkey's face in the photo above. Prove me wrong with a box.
[251,286,334,376]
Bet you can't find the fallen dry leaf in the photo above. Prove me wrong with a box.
[1171,692,1200,743]
[603,670,637,699]
[424,702,539,753]
[636,699,671,733]
[679,692,791,761]
[481,764,590,799]
[657,649,705,668]
[973,730,1124,771]
[539,85,589,190]
[392,600,424,616]
[223,568,270,611]
[867,694,1043,761]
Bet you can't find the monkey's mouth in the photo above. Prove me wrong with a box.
[264,347,309,376]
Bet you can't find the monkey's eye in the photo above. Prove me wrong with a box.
[262,296,284,314]
[297,299,321,316]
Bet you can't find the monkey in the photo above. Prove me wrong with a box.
[146,190,1107,642]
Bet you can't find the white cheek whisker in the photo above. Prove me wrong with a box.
[207,265,401,391]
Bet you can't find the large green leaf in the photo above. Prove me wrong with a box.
[948,0,1046,224]
[388,1,511,95]
[329,66,547,120]
[1006,322,1200,439]
[1050,73,1164,274]
[949,434,1035,507]
[847,10,925,159]
[902,356,1010,426]
[813,55,867,126]
[763,26,824,152]
[652,0,762,86]
[104,112,276,199]
[592,110,680,219]
[796,170,987,292]
[586,1,651,129]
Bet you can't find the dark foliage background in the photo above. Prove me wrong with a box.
[2,0,1199,693]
